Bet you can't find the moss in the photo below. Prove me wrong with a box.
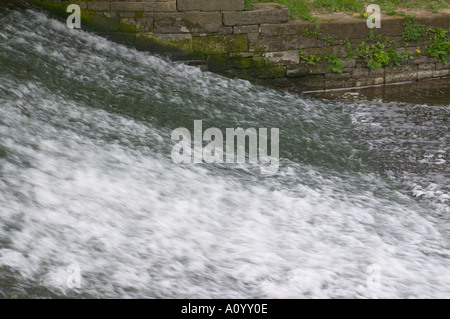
[119,17,143,33]
[234,66,287,79]
[207,54,231,70]
[192,35,248,55]
[135,33,194,53]
[229,35,249,52]
[28,0,67,16]
[231,55,266,69]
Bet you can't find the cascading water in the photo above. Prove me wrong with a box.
[0,6,449,298]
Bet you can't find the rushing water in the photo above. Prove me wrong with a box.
[0,6,449,298]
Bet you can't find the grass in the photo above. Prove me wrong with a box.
[244,0,450,21]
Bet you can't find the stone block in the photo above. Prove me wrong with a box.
[223,5,289,26]
[110,2,143,11]
[417,70,434,80]
[87,2,110,11]
[192,35,248,54]
[143,1,177,12]
[260,22,309,36]
[259,35,317,51]
[177,0,243,11]
[154,12,223,33]
[433,69,449,77]
[385,65,418,83]
[419,63,435,70]
[353,68,369,78]
[233,25,259,34]
[264,50,300,66]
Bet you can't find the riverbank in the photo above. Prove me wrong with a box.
[23,0,450,92]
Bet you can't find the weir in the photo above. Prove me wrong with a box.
[0,1,449,299]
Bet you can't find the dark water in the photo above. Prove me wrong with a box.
[0,5,449,298]
[311,80,449,212]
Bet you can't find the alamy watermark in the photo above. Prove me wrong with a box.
[367,4,381,29]
[171,120,279,175]
[366,264,381,291]
[66,4,81,29]
[66,264,81,289]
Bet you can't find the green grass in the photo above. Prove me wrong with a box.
[244,0,450,21]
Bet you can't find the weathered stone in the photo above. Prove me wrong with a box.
[355,78,374,87]
[260,21,309,36]
[374,77,384,85]
[376,18,405,37]
[247,33,260,44]
[307,61,329,75]
[320,21,370,40]
[433,69,449,77]
[230,55,265,69]
[252,3,286,10]
[302,47,331,57]
[154,12,222,33]
[256,66,287,79]
[417,70,434,80]
[233,25,259,35]
[223,5,289,26]
[87,2,110,11]
[436,62,450,70]
[417,15,450,30]
[369,68,385,78]
[154,33,193,41]
[353,68,369,78]
[259,35,317,51]
[110,2,143,11]
[286,65,308,77]
[325,72,351,79]
[121,17,154,32]
[419,63,435,70]
[344,59,356,68]
[192,35,248,54]
[385,65,418,83]
[119,12,136,18]
[264,50,300,66]
[143,1,176,12]
[177,0,243,12]
[331,45,347,58]
[69,1,87,10]
[134,32,193,53]
[222,27,233,35]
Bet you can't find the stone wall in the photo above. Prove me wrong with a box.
[30,0,450,91]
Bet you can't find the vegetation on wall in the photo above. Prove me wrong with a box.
[297,14,449,73]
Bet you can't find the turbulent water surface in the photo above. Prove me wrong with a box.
[0,6,449,298]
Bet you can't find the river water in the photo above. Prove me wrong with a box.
[0,5,449,298]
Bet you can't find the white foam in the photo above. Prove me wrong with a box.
[0,9,449,299]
